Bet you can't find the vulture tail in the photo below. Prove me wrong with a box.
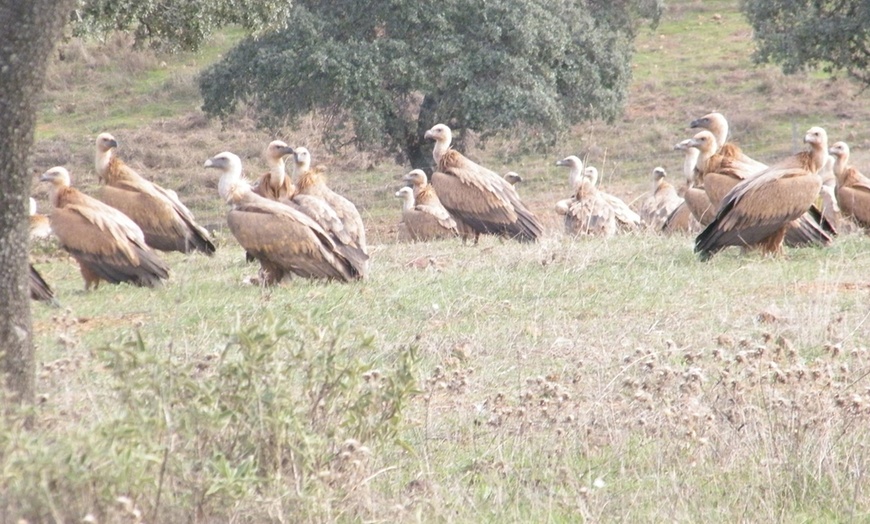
[30,265,60,307]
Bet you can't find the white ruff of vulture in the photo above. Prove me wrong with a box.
[94,132,216,256]
[639,167,683,231]
[583,166,642,230]
[40,166,170,289]
[204,152,366,284]
[29,197,52,239]
[291,147,368,257]
[395,186,459,242]
[555,156,616,237]
[252,140,296,200]
[829,141,870,229]
[424,124,543,243]
[662,140,705,233]
[695,126,832,261]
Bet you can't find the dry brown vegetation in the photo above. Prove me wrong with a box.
[10,0,870,522]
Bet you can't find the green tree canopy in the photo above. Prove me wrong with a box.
[71,0,292,51]
[742,0,870,84]
[199,0,661,168]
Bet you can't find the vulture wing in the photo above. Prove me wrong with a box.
[695,165,822,260]
[51,205,169,287]
[433,151,542,242]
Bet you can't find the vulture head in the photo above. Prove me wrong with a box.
[402,169,428,187]
[264,140,294,163]
[804,126,828,147]
[689,112,728,148]
[395,186,415,210]
[204,152,244,200]
[652,166,666,183]
[424,124,453,162]
[95,132,119,153]
[687,130,718,156]
[503,172,523,185]
[292,147,312,173]
[39,166,72,188]
[94,132,120,180]
[583,166,600,186]
[555,155,584,189]
[829,141,850,160]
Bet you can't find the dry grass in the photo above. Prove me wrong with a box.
[12,0,870,521]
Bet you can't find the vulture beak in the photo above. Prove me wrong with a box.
[107,138,119,149]
[689,117,706,129]
[423,130,435,141]
[39,173,52,182]
[204,158,218,169]
[555,160,565,167]
[279,145,295,157]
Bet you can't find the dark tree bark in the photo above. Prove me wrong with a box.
[0,0,74,407]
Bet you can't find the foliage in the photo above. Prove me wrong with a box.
[0,319,419,521]
[70,0,292,51]
[742,0,870,84]
[199,0,662,166]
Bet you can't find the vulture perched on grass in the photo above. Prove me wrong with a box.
[204,152,366,284]
[555,156,616,237]
[94,132,216,256]
[252,140,296,200]
[695,126,831,261]
[424,124,543,243]
[29,198,52,239]
[640,167,683,230]
[829,141,870,229]
[291,147,367,255]
[395,186,458,241]
[583,166,641,230]
[402,169,458,230]
[40,166,170,289]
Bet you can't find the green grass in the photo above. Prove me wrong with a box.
[13,0,870,521]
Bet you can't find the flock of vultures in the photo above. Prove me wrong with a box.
[27,114,870,305]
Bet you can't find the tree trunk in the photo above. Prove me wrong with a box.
[406,94,441,173]
[0,0,74,408]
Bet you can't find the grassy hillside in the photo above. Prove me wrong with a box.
[11,0,870,521]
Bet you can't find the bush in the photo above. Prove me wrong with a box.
[0,317,419,522]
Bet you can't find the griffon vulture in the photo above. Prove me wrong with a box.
[94,132,216,256]
[204,152,366,283]
[689,112,768,174]
[252,140,296,200]
[395,186,458,241]
[555,156,616,237]
[40,166,170,289]
[291,147,367,255]
[424,124,543,243]
[695,126,832,260]
[402,169,458,230]
[829,141,870,229]
[640,167,683,230]
[584,166,642,230]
